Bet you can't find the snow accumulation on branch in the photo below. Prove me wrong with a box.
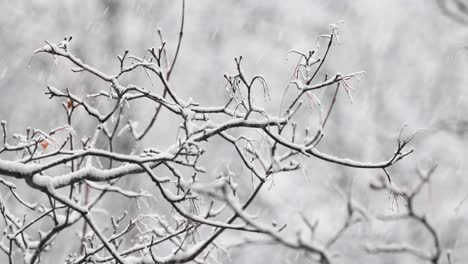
[0,5,422,264]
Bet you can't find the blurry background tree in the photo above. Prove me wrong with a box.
[436,0,468,24]
[0,1,467,263]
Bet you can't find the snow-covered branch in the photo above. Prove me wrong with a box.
[0,9,417,264]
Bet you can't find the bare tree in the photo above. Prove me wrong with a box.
[0,2,426,264]
[366,165,444,264]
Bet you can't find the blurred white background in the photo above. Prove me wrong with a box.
[1,0,468,263]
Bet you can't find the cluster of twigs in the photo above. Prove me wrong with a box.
[367,165,445,263]
[0,2,423,264]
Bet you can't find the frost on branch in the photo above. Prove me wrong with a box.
[0,6,420,264]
